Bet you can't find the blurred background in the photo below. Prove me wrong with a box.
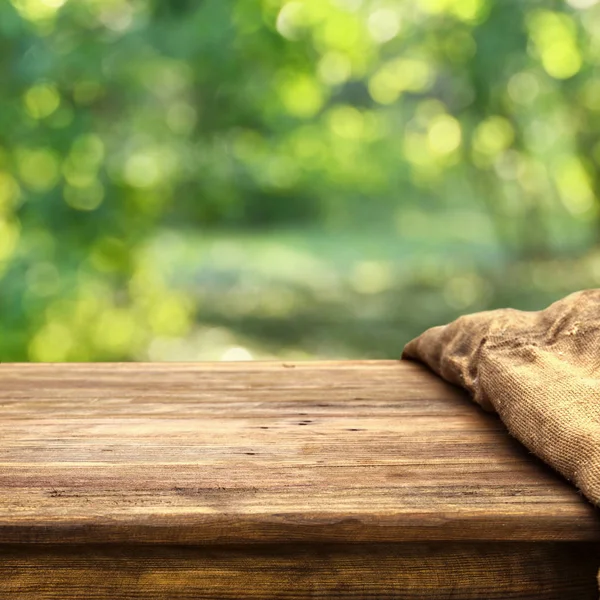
[1,0,600,362]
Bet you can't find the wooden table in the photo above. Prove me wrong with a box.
[1,361,599,599]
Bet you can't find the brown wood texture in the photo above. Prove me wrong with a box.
[0,361,599,545]
[2,542,599,599]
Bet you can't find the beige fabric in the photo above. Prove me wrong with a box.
[402,289,600,506]
[402,289,600,591]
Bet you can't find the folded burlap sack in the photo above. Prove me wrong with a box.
[402,289,600,590]
[402,289,600,506]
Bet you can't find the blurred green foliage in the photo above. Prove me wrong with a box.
[3,0,600,361]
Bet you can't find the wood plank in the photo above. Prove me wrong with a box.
[2,542,599,599]
[0,361,599,544]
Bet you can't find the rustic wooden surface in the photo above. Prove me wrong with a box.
[2,542,600,599]
[0,360,598,545]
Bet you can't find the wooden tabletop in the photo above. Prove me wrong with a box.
[1,360,599,545]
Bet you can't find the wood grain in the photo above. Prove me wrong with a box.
[2,542,599,599]
[0,360,598,545]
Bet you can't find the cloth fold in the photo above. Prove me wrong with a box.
[402,289,600,506]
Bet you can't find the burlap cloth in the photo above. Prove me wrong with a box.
[402,289,600,588]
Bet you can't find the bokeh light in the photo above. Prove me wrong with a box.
[2,0,600,362]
